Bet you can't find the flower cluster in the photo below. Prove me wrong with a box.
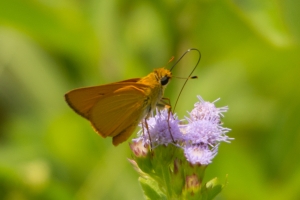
[183,96,232,164]
[132,95,232,165]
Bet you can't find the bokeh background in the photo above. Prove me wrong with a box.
[1,0,300,199]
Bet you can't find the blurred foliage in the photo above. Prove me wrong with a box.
[0,0,300,199]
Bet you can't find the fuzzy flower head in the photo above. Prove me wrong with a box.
[184,144,218,165]
[137,109,182,148]
[184,121,229,145]
[188,95,228,124]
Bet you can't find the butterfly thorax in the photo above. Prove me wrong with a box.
[137,68,172,117]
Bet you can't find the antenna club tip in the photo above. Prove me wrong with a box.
[191,76,198,79]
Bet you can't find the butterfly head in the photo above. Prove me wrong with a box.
[154,68,172,87]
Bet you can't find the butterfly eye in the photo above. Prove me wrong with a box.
[160,76,170,86]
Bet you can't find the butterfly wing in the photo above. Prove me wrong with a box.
[88,85,149,146]
[65,78,141,118]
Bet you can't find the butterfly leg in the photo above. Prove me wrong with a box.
[158,97,175,143]
[143,119,153,149]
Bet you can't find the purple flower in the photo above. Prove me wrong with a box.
[184,144,218,165]
[137,109,182,148]
[184,121,226,145]
[188,95,228,124]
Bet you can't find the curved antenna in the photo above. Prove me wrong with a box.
[171,48,202,112]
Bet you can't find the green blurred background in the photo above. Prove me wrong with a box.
[0,0,299,199]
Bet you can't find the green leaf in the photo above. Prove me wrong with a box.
[202,177,225,200]
[206,184,222,200]
[139,177,167,200]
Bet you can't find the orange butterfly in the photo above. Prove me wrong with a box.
[65,48,200,146]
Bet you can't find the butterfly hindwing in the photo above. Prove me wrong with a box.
[88,85,150,145]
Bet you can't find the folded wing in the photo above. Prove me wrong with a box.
[88,85,149,145]
[65,79,140,118]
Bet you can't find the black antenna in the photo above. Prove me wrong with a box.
[170,48,201,112]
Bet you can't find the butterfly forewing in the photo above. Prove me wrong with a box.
[65,79,141,118]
